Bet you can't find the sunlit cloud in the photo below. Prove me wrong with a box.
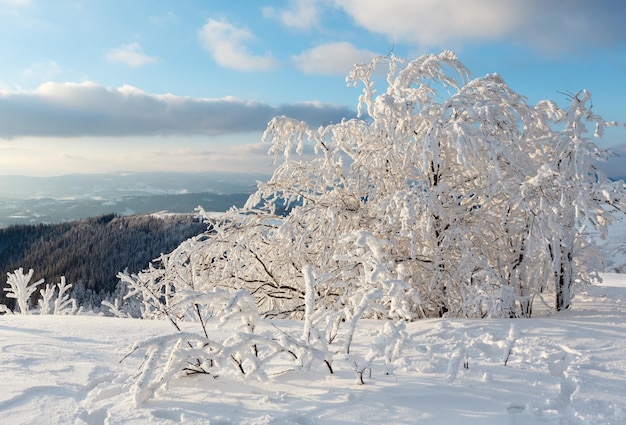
[334,0,522,45]
[293,42,378,75]
[0,82,355,139]
[141,142,277,174]
[198,19,279,72]
[334,0,626,53]
[149,11,178,27]
[0,0,31,6]
[106,42,159,68]
[0,135,269,176]
[21,61,62,81]
[262,0,321,30]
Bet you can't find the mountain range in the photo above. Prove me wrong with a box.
[0,171,268,227]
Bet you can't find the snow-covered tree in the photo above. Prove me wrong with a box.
[114,50,624,402]
[243,51,622,317]
[124,51,622,323]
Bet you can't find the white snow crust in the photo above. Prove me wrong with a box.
[1,273,625,424]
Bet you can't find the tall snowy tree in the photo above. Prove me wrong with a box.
[123,51,623,324]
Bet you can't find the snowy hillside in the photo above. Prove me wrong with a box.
[0,273,625,424]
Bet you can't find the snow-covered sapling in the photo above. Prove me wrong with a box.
[3,268,44,315]
[38,284,56,315]
[343,288,382,355]
[367,321,407,374]
[446,350,466,383]
[37,277,77,315]
[353,361,370,385]
[502,324,517,366]
[53,277,77,315]
[349,320,408,385]
[101,298,130,318]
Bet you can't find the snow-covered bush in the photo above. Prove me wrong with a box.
[1,268,78,315]
[3,268,44,314]
[116,50,624,401]
[38,276,78,315]
[121,281,334,405]
[351,319,408,384]
[128,51,623,320]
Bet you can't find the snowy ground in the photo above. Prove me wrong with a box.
[0,274,625,424]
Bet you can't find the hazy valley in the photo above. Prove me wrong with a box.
[0,171,267,227]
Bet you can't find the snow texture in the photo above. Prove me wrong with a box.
[1,272,625,424]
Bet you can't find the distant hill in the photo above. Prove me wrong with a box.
[0,171,268,200]
[0,191,251,227]
[0,213,207,309]
[0,171,264,226]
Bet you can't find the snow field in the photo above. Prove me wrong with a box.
[1,274,625,424]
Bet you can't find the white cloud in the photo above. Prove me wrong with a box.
[0,135,282,176]
[106,43,159,68]
[149,11,178,27]
[198,19,278,72]
[144,142,278,175]
[0,81,355,139]
[514,0,626,52]
[334,0,626,52]
[0,0,31,6]
[334,0,524,45]
[262,0,321,30]
[293,42,378,75]
[21,61,61,80]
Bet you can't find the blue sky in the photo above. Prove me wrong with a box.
[0,0,624,177]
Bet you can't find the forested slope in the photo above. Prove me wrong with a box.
[0,213,206,307]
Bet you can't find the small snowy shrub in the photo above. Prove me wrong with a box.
[101,298,130,318]
[38,277,77,315]
[352,320,408,384]
[2,269,77,315]
[445,350,466,383]
[502,324,517,366]
[3,268,44,315]
[119,279,314,404]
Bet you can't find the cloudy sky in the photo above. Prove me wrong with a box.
[0,0,624,177]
